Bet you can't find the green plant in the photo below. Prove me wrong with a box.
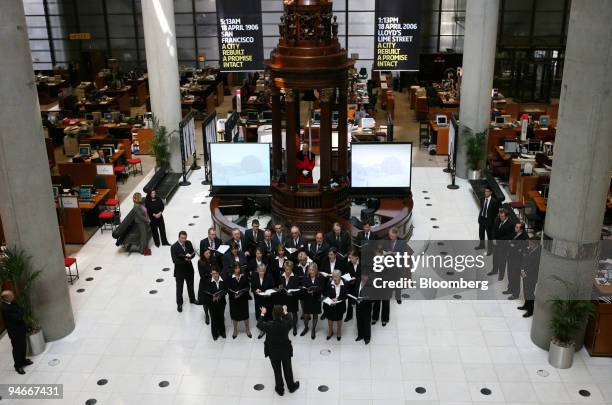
[0,247,42,333]
[464,130,487,170]
[150,114,173,169]
[548,275,596,347]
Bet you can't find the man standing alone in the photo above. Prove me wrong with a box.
[1,290,32,374]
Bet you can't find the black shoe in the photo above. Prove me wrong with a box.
[311,331,316,340]
[523,311,533,318]
[474,245,485,250]
[502,290,511,295]
[232,334,237,339]
[205,314,210,325]
[289,381,300,393]
[396,299,402,304]
[154,242,160,248]
[300,327,309,336]
[486,251,493,256]
[364,339,370,345]
[382,322,388,327]
[320,314,326,320]
[213,335,218,341]
[162,242,171,246]
[486,271,497,276]
[293,328,297,336]
[177,305,183,313]
[247,333,252,338]
[190,300,199,305]
[258,331,265,339]
[337,336,341,341]
[517,305,527,310]
[275,387,284,396]
[344,315,353,322]
[371,320,377,325]
[498,276,504,281]
[220,334,226,339]
[23,359,33,366]
[508,295,517,300]
[15,367,25,375]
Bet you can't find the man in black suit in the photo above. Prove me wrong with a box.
[325,222,351,257]
[171,231,197,312]
[518,239,541,317]
[245,219,264,257]
[489,209,515,279]
[286,226,307,259]
[355,222,378,247]
[257,305,300,396]
[258,229,277,261]
[200,227,223,268]
[476,186,500,255]
[381,227,405,306]
[0,291,32,374]
[226,228,248,257]
[272,223,287,247]
[308,232,329,265]
[352,273,373,345]
[506,222,527,299]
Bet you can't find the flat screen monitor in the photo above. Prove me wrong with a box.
[350,142,412,197]
[79,145,91,156]
[246,110,258,122]
[210,143,271,195]
[104,113,113,121]
[528,140,542,152]
[495,116,505,125]
[501,114,512,124]
[435,114,448,127]
[539,115,550,126]
[361,117,375,129]
[262,110,272,121]
[52,185,59,199]
[79,186,92,199]
[312,111,321,123]
[503,140,519,154]
[332,111,339,123]
[100,146,113,158]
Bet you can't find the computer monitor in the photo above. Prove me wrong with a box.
[361,117,375,129]
[104,113,113,121]
[435,114,448,127]
[332,111,339,124]
[262,110,272,122]
[539,115,550,127]
[85,113,94,121]
[100,146,113,158]
[312,111,321,123]
[79,186,92,199]
[495,116,505,125]
[528,140,542,152]
[503,139,519,154]
[79,144,91,156]
[52,185,60,199]
[246,110,259,122]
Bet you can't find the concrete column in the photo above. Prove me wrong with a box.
[455,0,499,179]
[530,0,612,349]
[0,0,74,341]
[141,0,182,173]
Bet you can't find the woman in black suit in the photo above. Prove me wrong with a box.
[223,243,246,278]
[197,249,214,325]
[320,248,346,275]
[144,189,170,247]
[323,270,348,340]
[247,247,268,277]
[228,263,252,339]
[251,263,276,338]
[205,267,227,340]
[271,244,289,286]
[279,260,302,336]
[301,262,325,339]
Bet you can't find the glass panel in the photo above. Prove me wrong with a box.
[24,0,45,15]
[78,1,104,15]
[533,11,563,36]
[106,0,132,14]
[174,13,194,37]
[174,0,193,13]
[441,0,466,11]
[79,15,108,37]
[108,14,135,38]
[349,0,375,11]
[504,0,533,11]
[195,0,216,13]
[348,12,374,36]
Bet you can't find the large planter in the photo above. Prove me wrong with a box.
[27,330,46,356]
[467,169,481,180]
[548,338,574,369]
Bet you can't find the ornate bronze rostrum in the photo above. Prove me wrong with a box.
[265,0,354,237]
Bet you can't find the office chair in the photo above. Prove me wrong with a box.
[359,68,368,79]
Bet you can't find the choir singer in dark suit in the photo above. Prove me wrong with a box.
[325,222,351,257]
[171,231,197,312]
[200,227,223,268]
[475,185,500,255]
[352,273,373,345]
[489,209,515,279]
[355,222,378,247]
[1,291,32,374]
[257,305,300,396]
[506,222,527,299]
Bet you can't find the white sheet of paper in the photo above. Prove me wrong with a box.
[258,289,276,296]
[217,245,230,255]
[322,297,335,306]
[341,273,353,282]
[286,247,297,254]
[287,288,302,293]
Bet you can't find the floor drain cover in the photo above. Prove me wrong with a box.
[430,218,437,221]
[162,267,170,272]
[453,294,462,299]
[480,388,492,395]
[422,191,428,193]
[426,203,432,206]
[149,290,157,294]
[85,400,97,405]
[536,369,550,378]
[48,358,60,367]
[188,223,195,226]
[437,242,445,246]
[424,197,430,200]
[432,225,439,229]
[201,201,207,204]
[86,277,93,281]
[401,293,410,299]
[76,289,85,293]
[318,385,329,392]
[94,266,102,270]
[193,215,199,218]
[440,251,448,255]
[446,271,455,276]
[578,390,590,397]
[158,381,169,388]
[415,387,426,394]
[96,379,108,386]
[253,384,264,391]
[156,278,164,282]
[320,349,332,356]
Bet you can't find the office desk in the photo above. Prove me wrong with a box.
[509,161,522,194]
[429,121,449,155]
[56,189,110,244]
[101,86,132,114]
[527,190,547,213]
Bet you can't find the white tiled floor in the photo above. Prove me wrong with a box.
[1,160,611,405]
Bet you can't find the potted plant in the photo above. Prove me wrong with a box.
[548,276,596,369]
[0,247,45,355]
[149,114,172,170]
[464,130,486,180]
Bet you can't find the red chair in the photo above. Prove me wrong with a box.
[104,197,120,216]
[98,210,115,233]
[64,257,79,284]
[114,165,126,184]
[127,158,143,176]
